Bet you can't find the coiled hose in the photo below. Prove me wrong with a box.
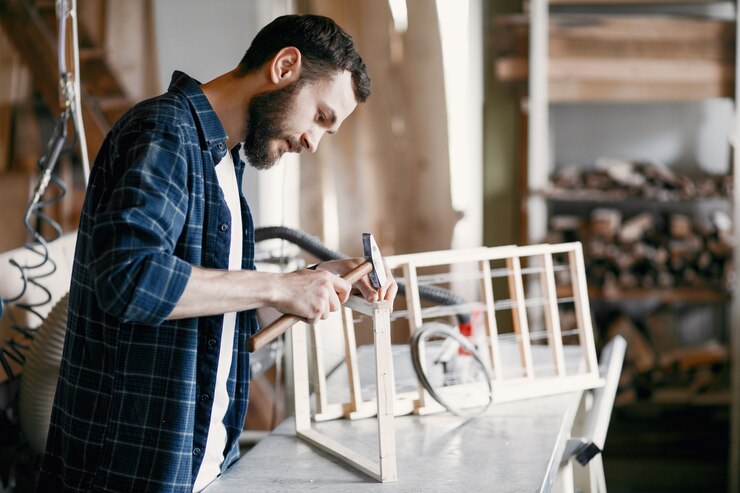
[255,226,470,324]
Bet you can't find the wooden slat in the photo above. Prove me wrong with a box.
[493,13,736,102]
[497,57,735,101]
[290,323,311,432]
[309,321,346,422]
[540,253,567,376]
[342,306,368,417]
[402,262,430,410]
[497,57,735,83]
[549,80,733,101]
[479,259,504,380]
[372,304,397,482]
[506,256,535,378]
[497,15,734,60]
[297,429,381,482]
[568,244,599,375]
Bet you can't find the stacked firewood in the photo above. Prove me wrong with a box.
[606,312,729,406]
[546,157,733,292]
[548,158,733,201]
[549,208,733,292]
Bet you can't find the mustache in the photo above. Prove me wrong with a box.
[285,137,302,153]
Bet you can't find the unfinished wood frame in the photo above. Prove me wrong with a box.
[289,242,602,481]
[302,243,603,416]
[290,298,397,483]
[390,242,602,415]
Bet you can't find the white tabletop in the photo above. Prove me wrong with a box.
[204,390,581,493]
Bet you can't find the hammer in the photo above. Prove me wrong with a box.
[247,233,387,353]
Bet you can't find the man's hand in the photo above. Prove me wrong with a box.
[168,258,398,323]
[270,269,351,325]
[315,257,398,306]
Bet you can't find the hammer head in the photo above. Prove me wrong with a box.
[362,233,387,289]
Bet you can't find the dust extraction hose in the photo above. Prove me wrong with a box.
[255,226,470,324]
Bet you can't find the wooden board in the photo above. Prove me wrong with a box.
[493,14,736,101]
[291,299,396,483]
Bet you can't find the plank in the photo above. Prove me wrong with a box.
[541,253,567,377]
[567,244,599,375]
[290,323,311,432]
[297,429,381,482]
[480,259,504,380]
[372,304,397,482]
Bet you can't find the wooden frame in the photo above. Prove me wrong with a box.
[388,242,602,415]
[288,242,603,482]
[290,298,397,483]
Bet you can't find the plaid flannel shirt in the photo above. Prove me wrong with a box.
[38,71,258,492]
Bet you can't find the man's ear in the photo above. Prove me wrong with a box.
[269,47,302,86]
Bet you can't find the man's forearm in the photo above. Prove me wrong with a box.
[167,266,277,320]
[165,258,389,324]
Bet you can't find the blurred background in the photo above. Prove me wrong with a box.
[0,0,737,491]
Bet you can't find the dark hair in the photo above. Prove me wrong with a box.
[237,14,371,103]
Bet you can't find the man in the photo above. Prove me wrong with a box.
[38,14,396,492]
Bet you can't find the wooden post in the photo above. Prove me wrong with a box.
[291,323,311,433]
[541,253,567,376]
[373,302,397,482]
[507,256,535,378]
[403,262,430,410]
[343,306,376,419]
[480,259,504,380]
[568,243,599,374]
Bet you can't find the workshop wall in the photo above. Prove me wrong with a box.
[297,0,457,258]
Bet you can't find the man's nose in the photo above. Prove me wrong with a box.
[301,130,324,153]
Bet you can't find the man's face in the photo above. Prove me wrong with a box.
[243,70,358,170]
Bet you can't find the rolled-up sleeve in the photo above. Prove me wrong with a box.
[91,122,192,325]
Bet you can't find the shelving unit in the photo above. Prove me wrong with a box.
[499,1,740,490]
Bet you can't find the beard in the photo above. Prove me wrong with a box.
[243,80,303,170]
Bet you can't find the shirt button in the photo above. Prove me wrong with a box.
[200,394,210,403]
[193,448,201,456]
[208,338,218,349]
[220,223,229,232]
[217,143,225,150]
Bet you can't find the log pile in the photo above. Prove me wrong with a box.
[547,158,732,201]
[606,312,728,406]
[549,207,732,293]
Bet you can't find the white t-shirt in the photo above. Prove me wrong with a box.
[193,150,243,492]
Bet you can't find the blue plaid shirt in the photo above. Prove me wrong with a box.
[39,71,258,492]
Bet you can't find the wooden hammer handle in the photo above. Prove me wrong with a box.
[247,261,374,352]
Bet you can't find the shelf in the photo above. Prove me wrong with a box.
[494,13,736,102]
[557,285,731,302]
[515,1,740,486]
[536,188,731,203]
[616,388,731,408]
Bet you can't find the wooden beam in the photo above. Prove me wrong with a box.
[493,13,736,102]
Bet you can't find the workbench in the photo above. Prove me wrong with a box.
[203,390,582,492]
